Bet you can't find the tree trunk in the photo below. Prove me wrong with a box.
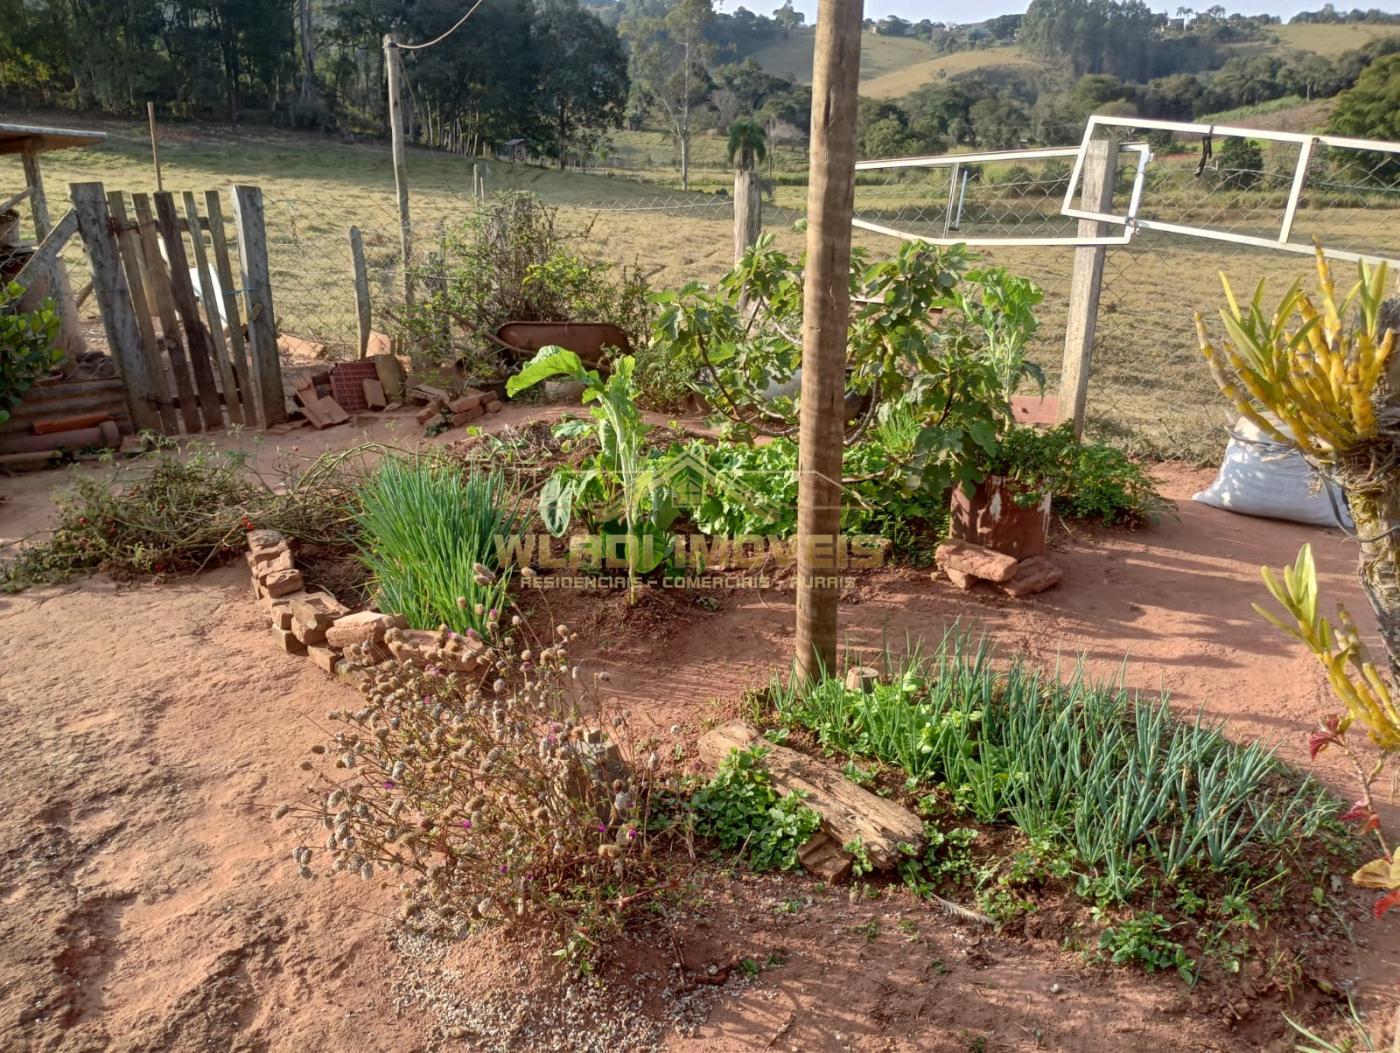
[680,131,690,191]
[298,0,317,103]
[733,167,762,263]
[794,0,864,683]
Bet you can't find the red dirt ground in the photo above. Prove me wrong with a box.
[2,410,1397,1051]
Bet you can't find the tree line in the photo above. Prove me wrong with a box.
[1,0,1396,182]
[856,0,1400,161]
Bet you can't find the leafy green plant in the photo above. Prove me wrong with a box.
[1096,912,1197,981]
[950,266,1044,402]
[982,424,1167,524]
[506,347,677,600]
[0,281,61,426]
[398,192,651,379]
[691,745,821,872]
[652,237,1008,498]
[355,456,519,638]
[1256,545,1400,920]
[843,836,874,877]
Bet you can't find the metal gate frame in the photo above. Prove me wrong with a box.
[852,143,1150,249]
[1062,115,1400,266]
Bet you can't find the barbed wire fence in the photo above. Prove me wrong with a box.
[252,123,1399,463]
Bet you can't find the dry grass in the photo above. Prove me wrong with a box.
[861,46,1041,100]
[746,28,938,86]
[6,109,1394,461]
[1269,21,1400,57]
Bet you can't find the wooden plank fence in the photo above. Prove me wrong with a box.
[66,181,287,434]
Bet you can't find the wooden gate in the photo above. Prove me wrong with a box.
[69,182,287,434]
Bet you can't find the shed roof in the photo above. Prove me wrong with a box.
[0,122,106,157]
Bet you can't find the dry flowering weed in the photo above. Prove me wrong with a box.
[276,576,687,968]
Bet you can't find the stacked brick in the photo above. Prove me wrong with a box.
[935,539,1063,598]
[412,385,504,430]
[245,529,490,680]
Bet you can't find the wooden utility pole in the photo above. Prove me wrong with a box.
[794,0,863,683]
[147,102,163,191]
[384,33,413,307]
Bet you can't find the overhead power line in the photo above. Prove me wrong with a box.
[393,0,489,52]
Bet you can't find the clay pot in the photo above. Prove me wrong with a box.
[949,476,1050,560]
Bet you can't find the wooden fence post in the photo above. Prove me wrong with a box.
[153,192,225,428]
[24,144,86,362]
[734,168,762,263]
[106,192,180,434]
[132,192,202,433]
[794,0,864,684]
[68,182,161,433]
[1057,139,1117,440]
[230,184,288,427]
[182,191,244,425]
[349,225,371,358]
[204,190,254,429]
[385,33,413,307]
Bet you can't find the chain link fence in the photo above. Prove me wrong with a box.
[254,124,1398,463]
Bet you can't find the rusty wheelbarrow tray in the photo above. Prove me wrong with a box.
[491,321,630,372]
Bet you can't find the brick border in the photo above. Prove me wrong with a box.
[245,529,490,680]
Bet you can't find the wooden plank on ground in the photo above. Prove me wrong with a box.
[106,192,179,434]
[230,185,287,427]
[132,192,201,433]
[182,191,243,425]
[153,191,224,428]
[697,719,925,871]
[67,183,161,433]
[203,191,253,429]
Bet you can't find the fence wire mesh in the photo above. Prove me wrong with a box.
[244,125,1397,463]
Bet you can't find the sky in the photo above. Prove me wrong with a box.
[768,0,1400,23]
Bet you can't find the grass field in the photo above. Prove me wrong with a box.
[1269,21,1400,56]
[5,109,1395,461]
[747,28,939,85]
[861,46,1041,100]
[1194,96,1335,132]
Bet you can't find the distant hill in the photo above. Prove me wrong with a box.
[749,20,1400,102]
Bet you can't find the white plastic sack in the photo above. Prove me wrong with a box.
[1192,416,1352,529]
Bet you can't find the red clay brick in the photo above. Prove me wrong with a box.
[998,556,1063,598]
[935,539,1020,583]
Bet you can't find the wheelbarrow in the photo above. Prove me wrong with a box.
[491,321,630,372]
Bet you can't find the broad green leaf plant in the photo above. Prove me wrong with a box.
[651,237,1023,499]
[0,282,62,427]
[507,348,679,602]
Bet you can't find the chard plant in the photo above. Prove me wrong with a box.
[506,348,678,601]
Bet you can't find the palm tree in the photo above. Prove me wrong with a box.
[727,118,767,173]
